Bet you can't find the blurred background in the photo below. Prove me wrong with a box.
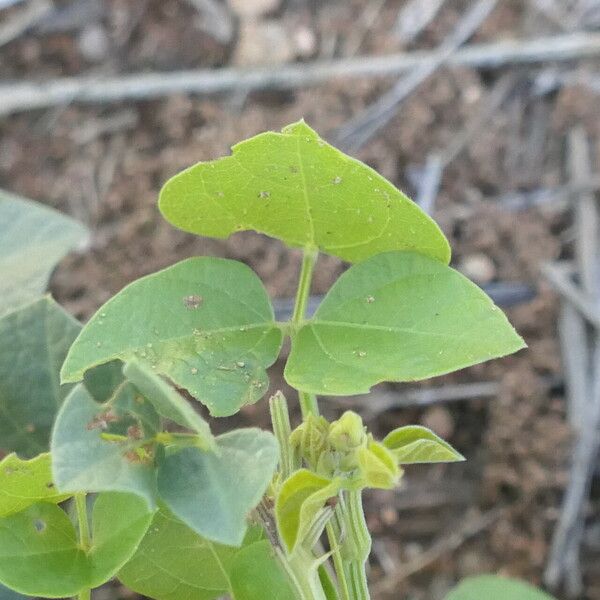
[1,0,600,598]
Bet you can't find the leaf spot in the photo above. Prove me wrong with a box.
[34,519,46,533]
[183,295,203,309]
[191,367,198,374]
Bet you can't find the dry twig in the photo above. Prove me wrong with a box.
[2,32,600,115]
[335,0,499,151]
[544,127,600,597]
[373,509,503,594]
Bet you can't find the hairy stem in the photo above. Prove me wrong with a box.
[344,491,371,600]
[270,392,298,480]
[326,518,351,600]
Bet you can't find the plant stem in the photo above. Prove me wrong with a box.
[270,391,298,480]
[291,247,320,418]
[75,493,92,600]
[326,519,351,600]
[75,493,91,550]
[292,247,317,324]
[344,491,371,600]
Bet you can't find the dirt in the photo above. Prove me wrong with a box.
[1,0,599,598]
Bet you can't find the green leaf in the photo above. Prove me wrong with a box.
[159,120,450,264]
[286,251,525,395]
[83,360,125,403]
[229,539,298,600]
[0,190,88,317]
[445,575,557,600]
[123,360,214,450]
[51,384,158,508]
[157,429,279,546]
[61,257,283,417]
[119,508,236,600]
[275,469,340,553]
[0,493,152,597]
[0,296,80,457]
[383,426,465,464]
[119,508,295,600]
[0,453,70,518]
[357,441,401,489]
[0,584,27,600]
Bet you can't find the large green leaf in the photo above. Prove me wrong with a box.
[159,120,450,264]
[229,539,298,600]
[445,575,557,600]
[0,190,88,317]
[0,493,152,597]
[119,508,296,600]
[383,426,465,464]
[0,296,80,457]
[0,453,69,518]
[157,429,279,546]
[61,258,283,417]
[123,361,214,449]
[51,384,159,508]
[285,251,525,395]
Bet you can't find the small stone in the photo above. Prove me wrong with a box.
[458,253,496,285]
[227,0,280,18]
[293,25,317,58]
[233,20,294,67]
[77,24,109,63]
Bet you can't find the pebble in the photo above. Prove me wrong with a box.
[77,24,110,63]
[458,252,496,285]
[233,20,294,66]
[228,0,281,18]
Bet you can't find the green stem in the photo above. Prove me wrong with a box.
[75,493,91,550]
[291,247,320,419]
[292,247,318,324]
[270,392,298,480]
[344,491,370,600]
[326,519,351,600]
[75,493,92,600]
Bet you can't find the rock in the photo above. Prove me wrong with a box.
[227,0,280,18]
[77,24,110,63]
[458,252,496,284]
[233,19,294,66]
[293,25,317,59]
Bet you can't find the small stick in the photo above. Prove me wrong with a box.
[372,508,503,593]
[331,381,500,418]
[0,0,52,48]
[416,72,517,213]
[544,128,600,595]
[496,175,600,211]
[2,32,600,115]
[541,262,600,330]
[335,0,499,151]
